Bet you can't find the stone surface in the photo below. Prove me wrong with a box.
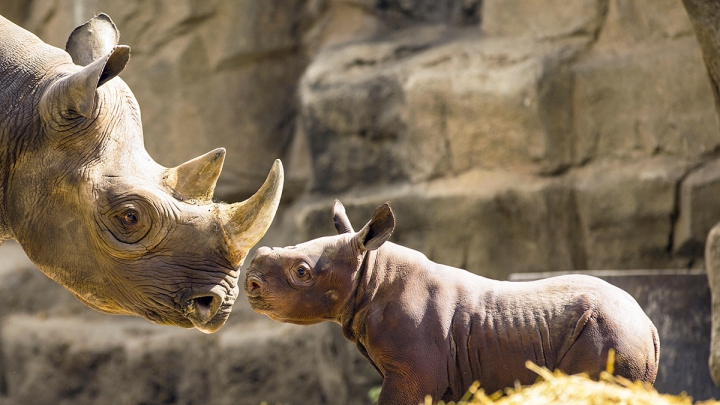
[572,36,719,164]
[212,322,378,405]
[596,0,695,48]
[301,30,590,193]
[363,0,482,27]
[483,0,606,40]
[0,314,379,405]
[573,157,692,270]
[510,269,720,401]
[674,157,720,256]
[300,157,696,277]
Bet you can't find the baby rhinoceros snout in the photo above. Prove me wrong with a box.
[245,275,263,298]
[244,246,273,298]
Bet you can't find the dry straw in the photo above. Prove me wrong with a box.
[426,349,720,405]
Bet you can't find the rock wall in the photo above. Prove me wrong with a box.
[1,0,719,404]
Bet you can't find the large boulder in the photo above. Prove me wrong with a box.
[674,157,720,256]
[0,315,379,405]
[573,157,692,269]
[298,157,693,279]
[300,29,592,193]
[572,37,718,164]
[483,0,606,39]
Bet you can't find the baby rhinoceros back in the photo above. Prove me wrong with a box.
[244,200,659,405]
[453,273,659,395]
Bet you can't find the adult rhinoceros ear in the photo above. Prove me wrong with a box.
[355,203,395,251]
[42,45,130,118]
[65,13,120,66]
[333,200,354,234]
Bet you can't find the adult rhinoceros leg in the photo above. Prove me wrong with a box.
[706,225,720,384]
[682,0,720,119]
[681,0,720,386]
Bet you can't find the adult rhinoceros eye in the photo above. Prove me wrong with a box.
[120,210,139,226]
[105,203,153,244]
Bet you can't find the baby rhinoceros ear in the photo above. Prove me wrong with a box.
[333,200,354,234]
[355,203,395,251]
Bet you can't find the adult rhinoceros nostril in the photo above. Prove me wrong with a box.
[194,295,216,317]
[183,287,227,332]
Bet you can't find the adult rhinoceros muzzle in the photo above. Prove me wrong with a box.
[171,154,285,333]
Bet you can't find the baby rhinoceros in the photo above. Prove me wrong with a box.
[245,201,660,405]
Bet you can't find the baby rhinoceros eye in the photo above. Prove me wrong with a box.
[295,264,311,281]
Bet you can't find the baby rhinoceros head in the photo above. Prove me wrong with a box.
[244,201,395,325]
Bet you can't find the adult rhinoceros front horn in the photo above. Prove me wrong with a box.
[164,150,284,267]
[220,159,284,268]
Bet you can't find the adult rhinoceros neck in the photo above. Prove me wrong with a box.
[0,15,72,243]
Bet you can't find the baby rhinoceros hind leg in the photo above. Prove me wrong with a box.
[556,302,659,385]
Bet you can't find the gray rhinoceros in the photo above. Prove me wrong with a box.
[0,13,283,333]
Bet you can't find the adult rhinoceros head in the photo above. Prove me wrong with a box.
[2,14,283,333]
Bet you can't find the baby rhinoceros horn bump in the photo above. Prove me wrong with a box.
[164,148,226,201]
[221,160,284,266]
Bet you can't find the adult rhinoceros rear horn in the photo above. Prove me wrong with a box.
[221,160,284,267]
[165,148,226,201]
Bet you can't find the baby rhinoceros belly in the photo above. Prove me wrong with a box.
[444,274,659,397]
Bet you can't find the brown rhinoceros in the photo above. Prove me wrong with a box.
[245,201,659,404]
[0,13,283,333]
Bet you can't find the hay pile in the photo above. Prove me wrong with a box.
[426,352,720,405]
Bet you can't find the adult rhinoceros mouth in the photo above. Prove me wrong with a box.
[181,284,239,333]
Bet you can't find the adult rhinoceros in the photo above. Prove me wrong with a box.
[0,13,283,333]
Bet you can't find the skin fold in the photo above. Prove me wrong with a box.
[0,13,283,333]
[245,200,659,404]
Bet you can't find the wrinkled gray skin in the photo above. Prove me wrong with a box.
[245,201,660,404]
[706,224,720,384]
[0,14,284,333]
[681,0,720,387]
